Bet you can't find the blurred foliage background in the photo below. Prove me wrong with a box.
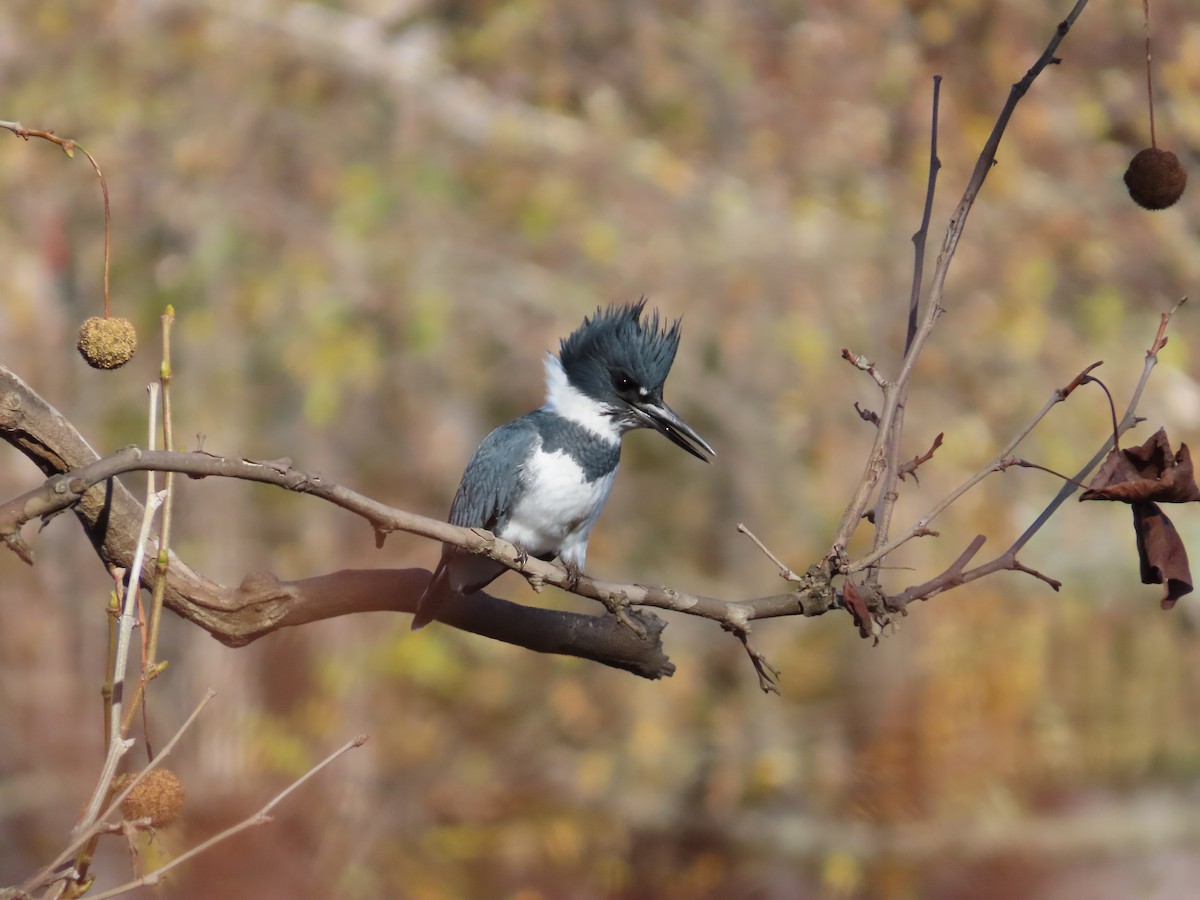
[2,1,1200,898]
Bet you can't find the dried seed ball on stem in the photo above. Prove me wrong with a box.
[1124,147,1188,210]
[77,315,137,369]
[120,768,185,827]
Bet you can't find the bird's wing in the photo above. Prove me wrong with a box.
[446,417,541,530]
[411,418,540,630]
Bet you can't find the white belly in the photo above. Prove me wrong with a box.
[499,448,616,560]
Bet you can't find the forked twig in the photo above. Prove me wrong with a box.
[888,302,1183,609]
[24,690,216,896]
[83,734,368,900]
[848,360,1103,574]
[77,483,164,835]
[828,0,1092,565]
[897,432,944,483]
[723,623,781,695]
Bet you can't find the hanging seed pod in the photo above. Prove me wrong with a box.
[77,316,137,369]
[120,768,185,827]
[1124,147,1187,211]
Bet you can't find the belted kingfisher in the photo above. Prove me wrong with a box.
[412,300,714,630]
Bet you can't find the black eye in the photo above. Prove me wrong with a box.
[614,372,637,393]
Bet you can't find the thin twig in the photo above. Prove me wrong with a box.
[848,360,1101,574]
[840,348,888,388]
[1143,0,1156,148]
[906,74,942,354]
[101,586,120,750]
[77,490,163,836]
[0,448,792,628]
[1007,308,1171,557]
[0,121,111,317]
[886,539,1062,608]
[889,303,1182,608]
[1007,458,1093,491]
[84,734,368,900]
[119,384,162,740]
[1085,375,1122,452]
[24,690,216,896]
[116,385,161,740]
[723,623,781,695]
[897,432,944,483]
[827,0,1091,565]
[1149,296,1186,355]
[146,307,176,675]
[865,76,945,583]
[737,523,802,582]
[72,437,165,895]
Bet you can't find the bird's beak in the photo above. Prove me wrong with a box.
[633,400,715,462]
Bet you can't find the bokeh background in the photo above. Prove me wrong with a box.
[3,1,1200,898]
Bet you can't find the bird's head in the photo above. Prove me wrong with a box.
[555,300,714,461]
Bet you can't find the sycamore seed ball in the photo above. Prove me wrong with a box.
[77,316,137,369]
[1124,147,1187,210]
[120,768,185,827]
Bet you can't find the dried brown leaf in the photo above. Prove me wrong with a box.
[1080,428,1200,503]
[1132,501,1193,609]
[842,580,872,638]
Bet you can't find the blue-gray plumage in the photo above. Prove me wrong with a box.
[412,300,713,629]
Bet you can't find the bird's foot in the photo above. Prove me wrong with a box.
[563,560,584,591]
[513,548,547,591]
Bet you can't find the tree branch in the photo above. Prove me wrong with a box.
[886,305,1179,610]
[826,0,1091,565]
[1,366,839,682]
[83,733,368,900]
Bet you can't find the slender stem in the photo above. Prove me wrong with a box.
[75,389,166,887]
[1010,350,1159,555]
[1010,299,1185,554]
[848,368,1089,574]
[92,145,111,318]
[119,385,163,739]
[25,691,216,896]
[869,75,944,585]
[145,308,177,686]
[83,735,368,900]
[737,523,800,581]
[78,491,163,834]
[1143,0,1156,148]
[828,0,1091,563]
[78,575,127,896]
[101,589,120,750]
[887,301,1184,610]
[906,75,942,355]
[0,122,111,318]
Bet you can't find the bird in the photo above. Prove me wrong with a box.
[411,300,714,630]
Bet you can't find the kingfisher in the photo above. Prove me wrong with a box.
[412,300,714,629]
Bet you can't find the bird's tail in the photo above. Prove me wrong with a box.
[412,562,451,630]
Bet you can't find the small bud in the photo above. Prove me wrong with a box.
[1124,147,1187,210]
[77,316,137,369]
[120,768,185,827]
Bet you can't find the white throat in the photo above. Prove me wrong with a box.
[542,354,622,444]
